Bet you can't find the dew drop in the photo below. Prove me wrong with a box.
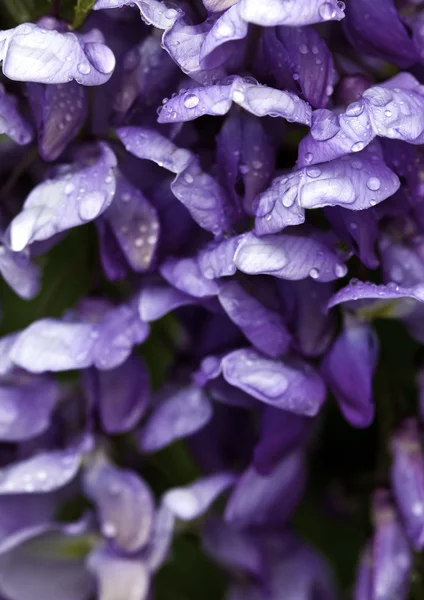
[78,191,106,221]
[239,164,249,175]
[385,109,392,117]
[335,264,347,278]
[183,93,199,109]
[309,267,320,279]
[351,141,365,152]
[134,238,144,248]
[299,44,308,55]
[366,177,381,191]
[64,182,75,195]
[252,160,263,170]
[304,152,313,164]
[352,160,362,170]
[77,62,91,75]
[102,522,117,537]
[265,214,272,221]
[306,167,321,178]
[184,173,194,184]
[346,101,364,117]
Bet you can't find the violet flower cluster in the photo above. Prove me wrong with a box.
[1,0,424,598]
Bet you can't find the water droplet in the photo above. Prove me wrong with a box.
[366,177,381,191]
[346,101,364,117]
[335,264,347,278]
[299,44,308,55]
[312,45,319,55]
[183,93,199,109]
[293,73,300,81]
[369,199,377,206]
[309,267,320,279]
[102,522,117,537]
[351,141,365,152]
[239,164,249,175]
[77,62,91,75]
[64,182,75,195]
[385,109,392,117]
[121,192,131,202]
[78,191,106,221]
[265,214,272,221]
[304,152,313,164]
[352,160,362,170]
[232,90,245,103]
[184,173,194,184]
[134,238,144,248]
[252,160,263,170]
[306,167,321,178]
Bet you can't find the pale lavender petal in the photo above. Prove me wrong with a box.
[116,127,231,235]
[0,443,86,494]
[218,280,291,357]
[0,83,33,144]
[234,231,347,282]
[94,0,180,29]
[239,0,345,26]
[254,172,305,235]
[158,76,311,125]
[143,503,175,572]
[138,283,196,322]
[88,547,149,600]
[225,451,306,526]
[0,527,93,600]
[84,462,154,552]
[1,23,115,85]
[197,237,241,279]
[199,5,248,65]
[0,245,41,299]
[27,82,87,161]
[221,348,326,416]
[0,334,18,376]
[7,143,117,252]
[103,176,160,273]
[160,257,219,298]
[203,0,240,11]
[0,376,58,441]
[138,385,213,452]
[10,303,148,373]
[163,473,235,521]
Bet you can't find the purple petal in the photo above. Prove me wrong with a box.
[88,547,149,600]
[269,25,336,108]
[370,490,412,599]
[27,82,87,161]
[158,76,311,125]
[218,280,291,357]
[82,355,150,434]
[0,375,58,441]
[137,385,213,452]
[96,219,128,282]
[239,0,345,26]
[0,443,86,494]
[322,317,379,428]
[200,5,248,66]
[253,408,309,475]
[0,23,115,85]
[0,245,40,299]
[327,280,424,312]
[344,0,418,67]
[0,83,33,144]
[94,0,180,29]
[163,473,235,521]
[203,0,240,10]
[285,279,336,357]
[221,348,326,416]
[0,526,93,600]
[7,143,117,252]
[116,127,231,235]
[138,283,196,322]
[84,462,154,552]
[254,172,306,235]
[160,256,219,298]
[197,237,241,280]
[0,334,18,376]
[225,451,306,526]
[234,230,347,282]
[10,303,148,373]
[202,517,266,581]
[217,112,274,216]
[391,419,424,550]
[103,176,160,273]
[143,503,175,572]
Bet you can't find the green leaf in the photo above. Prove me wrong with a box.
[73,0,96,28]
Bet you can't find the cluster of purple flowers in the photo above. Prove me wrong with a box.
[2,0,424,597]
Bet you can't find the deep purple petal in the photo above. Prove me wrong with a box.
[0,245,41,299]
[0,83,33,144]
[221,348,326,416]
